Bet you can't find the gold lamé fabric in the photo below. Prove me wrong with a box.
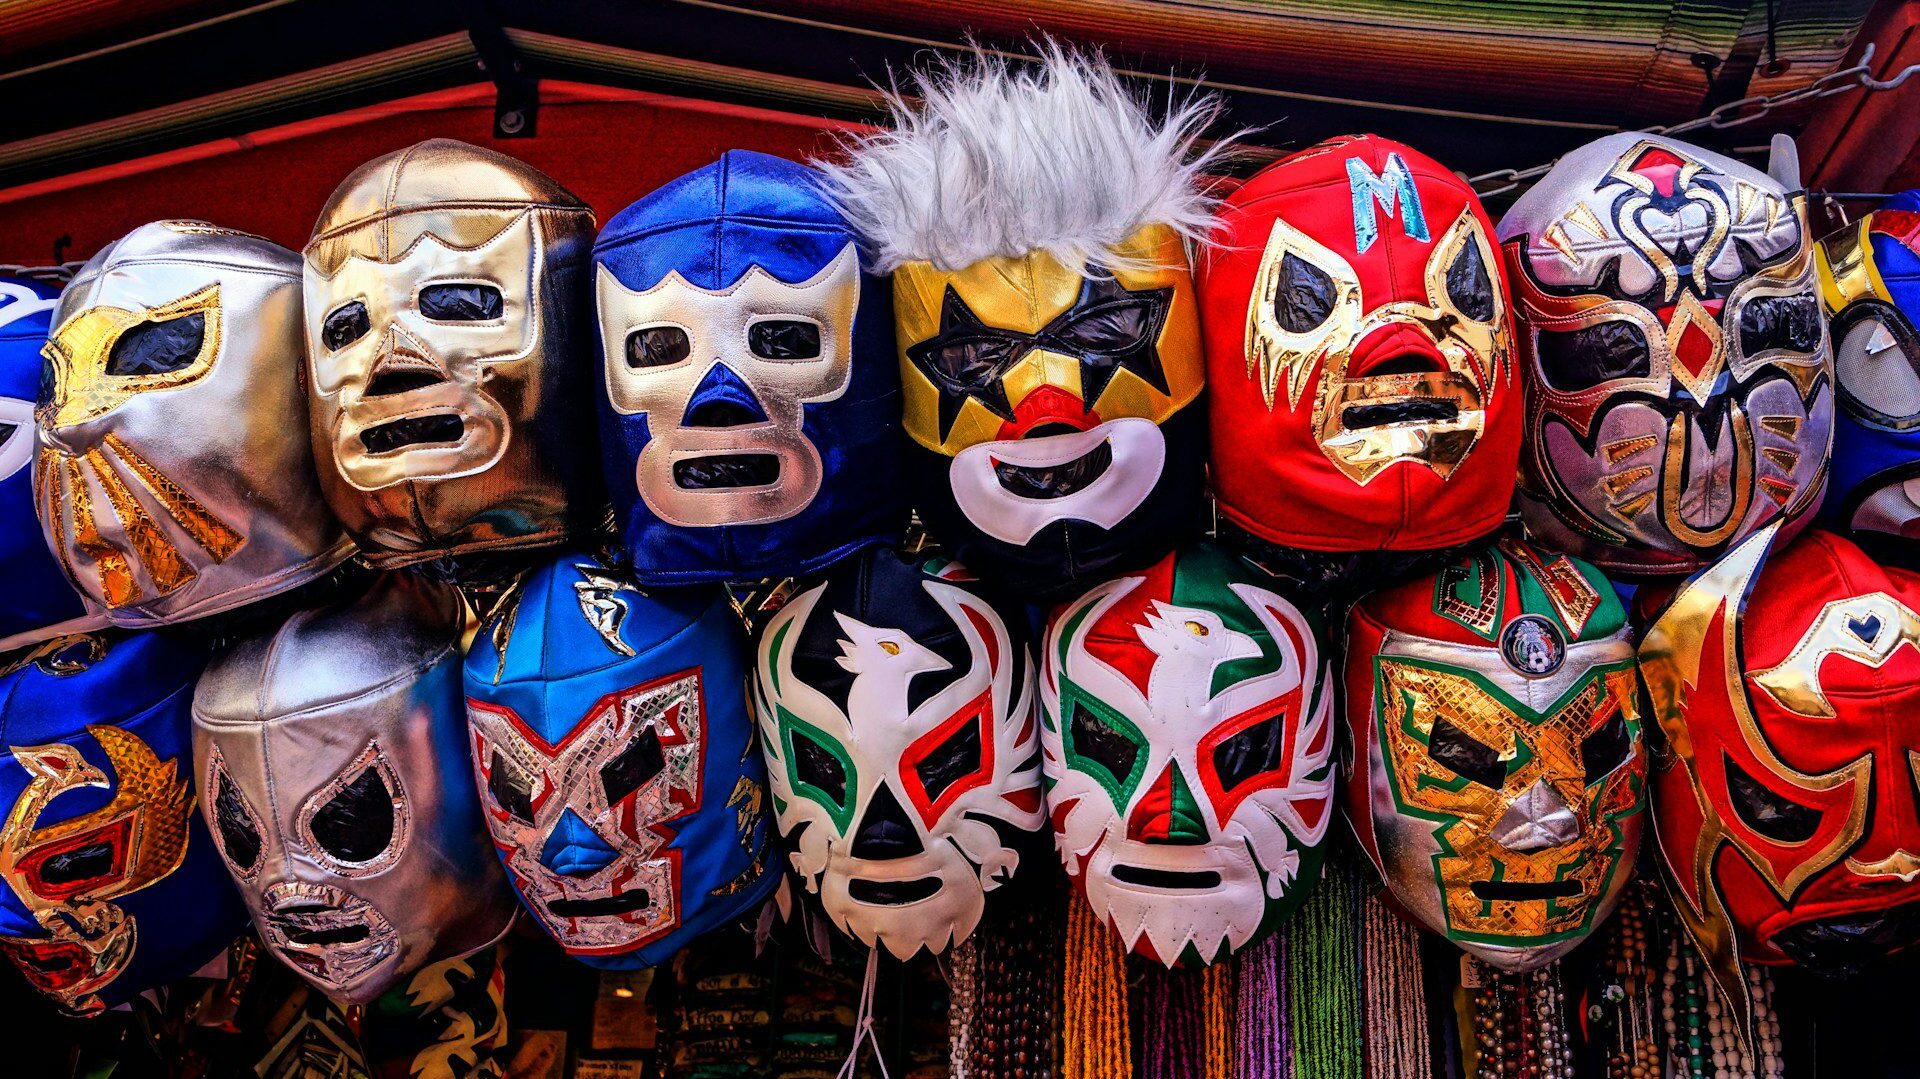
[303,139,599,566]
[34,221,352,626]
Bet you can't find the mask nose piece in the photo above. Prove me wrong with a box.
[683,363,769,428]
[849,783,923,860]
[365,325,449,396]
[539,808,618,878]
[1126,763,1210,845]
[1493,780,1582,853]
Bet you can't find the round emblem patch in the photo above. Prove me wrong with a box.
[1499,615,1566,677]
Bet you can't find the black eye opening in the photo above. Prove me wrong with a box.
[1069,699,1140,787]
[418,283,504,322]
[749,319,822,360]
[310,763,396,864]
[1724,754,1823,844]
[322,301,371,351]
[914,718,983,803]
[1445,239,1496,323]
[627,325,691,368]
[1426,715,1507,788]
[1273,252,1337,333]
[105,312,205,376]
[917,333,1021,390]
[1536,321,1653,391]
[792,727,848,806]
[1051,298,1156,354]
[487,749,536,824]
[1739,293,1822,356]
[1212,711,1290,793]
[213,766,263,872]
[37,842,116,887]
[1581,708,1633,783]
[601,726,666,805]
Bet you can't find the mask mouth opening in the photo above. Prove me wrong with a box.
[360,414,465,453]
[279,922,372,946]
[846,876,943,906]
[1469,879,1583,902]
[673,453,779,489]
[991,438,1114,499]
[546,889,654,918]
[1343,398,1461,430]
[1110,864,1223,890]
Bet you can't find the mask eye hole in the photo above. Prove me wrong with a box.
[36,842,117,888]
[1580,708,1633,783]
[1536,321,1652,391]
[105,313,205,376]
[748,319,822,360]
[915,335,1019,391]
[627,325,691,368]
[212,762,264,874]
[600,726,665,805]
[418,283,503,321]
[1426,715,1507,788]
[486,749,536,824]
[911,718,983,804]
[1725,754,1823,843]
[1444,240,1496,323]
[1211,710,1290,793]
[1052,299,1156,354]
[1834,310,1920,426]
[307,754,399,867]
[1739,293,1822,356]
[791,726,849,807]
[1274,252,1337,333]
[1067,699,1142,791]
[322,301,371,351]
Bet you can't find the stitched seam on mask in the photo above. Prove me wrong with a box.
[255,608,308,883]
[713,154,729,289]
[92,256,300,281]
[310,202,589,247]
[591,217,848,257]
[381,144,421,262]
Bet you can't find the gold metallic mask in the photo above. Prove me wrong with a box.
[891,224,1204,455]
[34,222,351,625]
[304,139,597,566]
[1374,657,1643,945]
[0,726,191,1016]
[1244,209,1509,484]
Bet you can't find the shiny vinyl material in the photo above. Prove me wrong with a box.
[593,150,904,584]
[464,552,777,969]
[192,573,516,1003]
[0,632,246,1016]
[1498,133,1832,576]
[0,276,102,650]
[304,139,599,567]
[34,222,353,626]
[1344,540,1645,971]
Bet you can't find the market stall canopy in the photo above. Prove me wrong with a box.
[0,0,1905,263]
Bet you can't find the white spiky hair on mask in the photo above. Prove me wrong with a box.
[817,41,1233,275]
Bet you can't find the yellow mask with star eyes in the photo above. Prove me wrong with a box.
[892,224,1205,455]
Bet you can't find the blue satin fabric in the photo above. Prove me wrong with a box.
[593,150,905,583]
[0,631,246,1012]
[0,277,96,651]
[463,553,777,969]
[1819,190,1920,534]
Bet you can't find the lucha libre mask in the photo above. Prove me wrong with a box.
[35,222,353,626]
[593,151,905,584]
[464,553,777,968]
[0,632,247,1016]
[754,548,1043,958]
[1199,135,1521,553]
[192,573,516,1003]
[1344,539,1646,971]
[818,48,1217,597]
[1816,190,1920,544]
[1641,525,1920,975]
[0,277,103,651]
[1040,542,1335,966]
[1498,133,1832,576]
[304,139,599,567]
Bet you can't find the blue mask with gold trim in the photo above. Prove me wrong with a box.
[0,631,245,1015]
[592,150,904,584]
[463,552,776,969]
